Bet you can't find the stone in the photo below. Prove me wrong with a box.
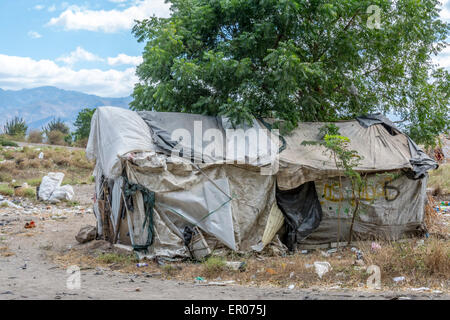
[75,225,97,244]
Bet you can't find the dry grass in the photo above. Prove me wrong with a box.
[52,238,449,292]
[428,163,450,195]
[424,194,449,236]
[0,145,94,185]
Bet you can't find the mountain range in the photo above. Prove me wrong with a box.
[0,86,132,130]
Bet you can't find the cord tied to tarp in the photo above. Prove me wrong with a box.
[122,174,155,253]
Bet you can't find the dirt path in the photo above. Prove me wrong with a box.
[0,185,448,300]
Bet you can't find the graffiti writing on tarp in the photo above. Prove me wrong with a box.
[322,178,400,203]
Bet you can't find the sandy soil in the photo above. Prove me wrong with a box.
[0,184,448,300]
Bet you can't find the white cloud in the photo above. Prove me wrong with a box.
[439,0,450,21]
[0,54,137,97]
[56,47,104,65]
[108,53,143,66]
[433,45,450,69]
[48,5,57,12]
[28,31,42,39]
[109,0,128,3]
[47,0,171,33]
[34,4,45,11]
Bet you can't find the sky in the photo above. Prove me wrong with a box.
[0,0,448,98]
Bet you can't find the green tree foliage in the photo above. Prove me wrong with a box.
[131,0,449,145]
[3,117,28,138]
[73,108,96,142]
[43,118,71,145]
[43,118,70,135]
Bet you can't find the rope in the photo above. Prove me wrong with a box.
[123,174,155,253]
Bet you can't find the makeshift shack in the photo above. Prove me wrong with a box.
[86,107,437,258]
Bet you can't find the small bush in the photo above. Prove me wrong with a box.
[15,187,36,198]
[74,138,89,148]
[3,117,28,138]
[202,256,226,277]
[47,130,66,146]
[0,138,18,147]
[27,130,44,143]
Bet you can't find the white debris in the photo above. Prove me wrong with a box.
[288,284,295,290]
[0,199,22,209]
[39,172,65,201]
[314,261,332,279]
[410,287,430,292]
[393,276,406,282]
[49,185,74,202]
[38,172,74,202]
[38,152,44,159]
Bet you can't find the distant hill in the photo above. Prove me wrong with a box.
[0,86,132,130]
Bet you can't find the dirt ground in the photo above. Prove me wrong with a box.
[0,184,448,300]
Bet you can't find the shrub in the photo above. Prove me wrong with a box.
[14,187,36,198]
[43,118,69,135]
[74,137,89,148]
[28,130,44,143]
[202,256,226,277]
[46,130,66,146]
[3,117,28,138]
[0,137,18,147]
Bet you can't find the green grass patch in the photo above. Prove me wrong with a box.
[0,184,14,197]
[26,178,42,187]
[97,253,137,265]
[202,256,226,276]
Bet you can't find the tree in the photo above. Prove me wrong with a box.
[302,124,364,245]
[3,117,28,138]
[131,0,449,145]
[43,118,71,146]
[73,108,96,142]
[43,118,70,135]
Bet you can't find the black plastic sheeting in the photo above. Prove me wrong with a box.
[276,182,322,251]
[356,114,438,179]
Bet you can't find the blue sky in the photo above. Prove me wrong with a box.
[0,0,170,97]
[0,0,448,98]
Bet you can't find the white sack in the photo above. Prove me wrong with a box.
[38,172,64,201]
[48,185,74,202]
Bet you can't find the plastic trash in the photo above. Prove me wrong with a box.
[194,276,207,283]
[314,261,332,279]
[38,172,64,201]
[288,284,295,290]
[48,185,74,202]
[371,242,381,251]
[38,152,44,159]
[136,263,148,267]
[24,221,36,229]
[393,276,406,282]
[410,287,429,292]
[226,261,246,271]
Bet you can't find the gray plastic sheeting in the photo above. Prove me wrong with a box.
[156,178,236,250]
[356,114,438,179]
